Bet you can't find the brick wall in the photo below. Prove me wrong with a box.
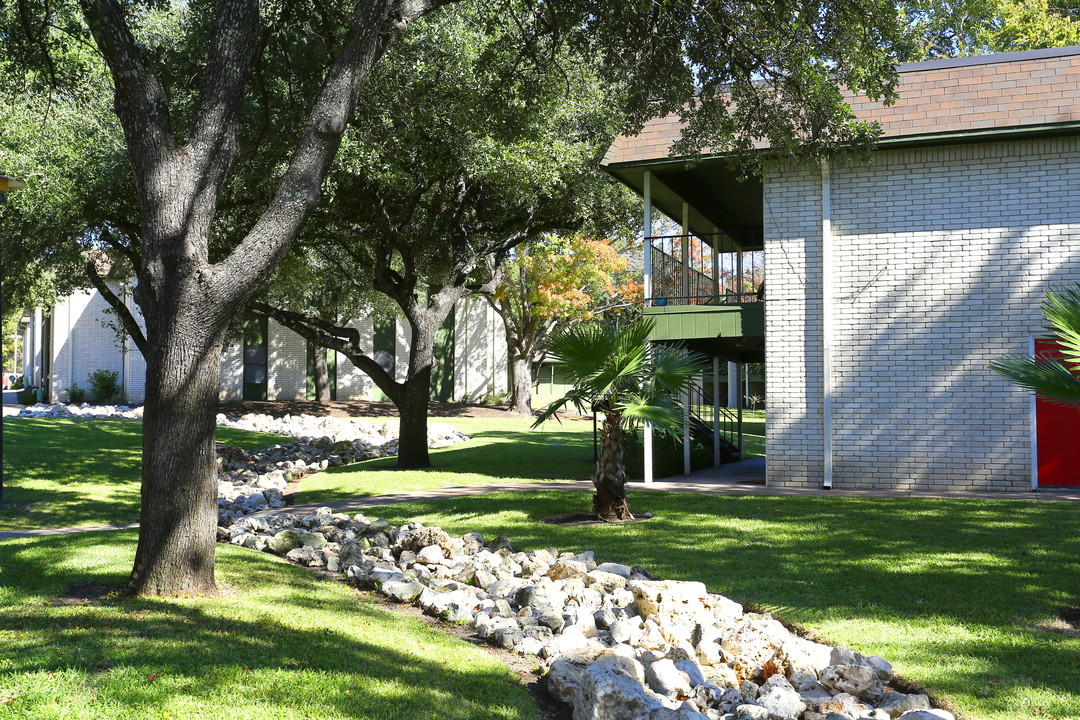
[220,338,244,401]
[765,136,1080,490]
[336,317,375,399]
[763,166,827,486]
[454,297,509,401]
[267,318,306,400]
[50,283,146,403]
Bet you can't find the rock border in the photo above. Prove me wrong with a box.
[222,508,954,720]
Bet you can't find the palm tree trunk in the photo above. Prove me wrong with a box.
[593,409,633,521]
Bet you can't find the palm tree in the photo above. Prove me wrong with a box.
[534,318,705,521]
[990,284,1080,408]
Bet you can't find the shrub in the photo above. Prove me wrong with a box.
[13,375,24,389]
[17,390,36,405]
[67,383,87,403]
[88,369,123,403]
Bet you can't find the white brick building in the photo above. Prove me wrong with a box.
[602,46,1080,490]
[25,286,509,406]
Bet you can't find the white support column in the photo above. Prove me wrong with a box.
[643,172,652,307]
[711,224,720,300]
[31,307,42,391]
[643,172,653,483]
[1029,335,1038,491]
[683,384,691,475]
[737,362,744,456]
[736,245,743,298]
[681,202,690,301]
[712,357,721,468]
[727,361,738,407]
[821,161,834,489]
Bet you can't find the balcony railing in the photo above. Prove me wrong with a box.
[646,231,764,307]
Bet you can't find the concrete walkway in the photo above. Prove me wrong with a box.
[4,459,1078,540]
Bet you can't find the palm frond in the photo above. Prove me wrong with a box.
[1044,285,1080,367]
[546,324,618,382]
[989,354,1080,408]
[650,344,707,394]
[618,393,684,435]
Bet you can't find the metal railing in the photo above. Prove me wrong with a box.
[646,231,765,308]
[685,380,742,462]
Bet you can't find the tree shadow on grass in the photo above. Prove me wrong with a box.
[0,535,538,720]
[297,428,597,504]
[1,419,286,531]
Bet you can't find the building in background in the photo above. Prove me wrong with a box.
[603,45,1080,490]
[23,284,509,406]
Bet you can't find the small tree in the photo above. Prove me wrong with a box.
[534,318,704,521]
[489,234,642,415]
[990,284,1080,408]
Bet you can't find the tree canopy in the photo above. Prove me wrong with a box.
[3,0,905,596]
[900,0,1080,59]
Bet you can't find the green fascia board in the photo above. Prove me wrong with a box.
[645,303,764,341]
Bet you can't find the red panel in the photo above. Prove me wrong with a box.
[1035,340,1080,487]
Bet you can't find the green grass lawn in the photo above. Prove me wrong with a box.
[352,490,1080,720]
[1,419,289,532]
[295,416,596,504]
[0,531,541,720]
[8,413,1079,719]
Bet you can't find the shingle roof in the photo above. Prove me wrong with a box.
[602,46,1080,167]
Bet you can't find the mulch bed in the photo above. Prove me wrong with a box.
[52,581,125,605]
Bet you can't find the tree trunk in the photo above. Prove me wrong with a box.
[313,344,330,403]
[507,352,533,415]
[593,409,633,521]
[128,316,226,596]
[397,371,431,468]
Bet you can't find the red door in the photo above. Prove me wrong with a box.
[1035,339,1080,487]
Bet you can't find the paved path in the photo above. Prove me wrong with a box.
[3,458,1078,540]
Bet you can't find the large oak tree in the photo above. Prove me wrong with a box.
[4,0,902,596]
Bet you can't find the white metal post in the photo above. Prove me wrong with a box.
[736,245,743,299]
[711,224,720,300]
[821,161,834,489]
[683,384,691,475]
[643,172,653,483]
[643,172,652,307]
[1030,335,1038,490]
[681,202,690,301]
[712,356,721,467]
[727,361,738,407]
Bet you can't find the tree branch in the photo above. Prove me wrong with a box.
[79,0,177,180]
[249,300,404,404]
[86,261,147,355]
[215,0,460,306]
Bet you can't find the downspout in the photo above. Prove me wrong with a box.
[821,161,834,490]
[681,203,690,300]
[643,171,653,484]
[67,297,73,399]
[120,283,128,403]
[1029,335,1038,491]
[681,202,691,475]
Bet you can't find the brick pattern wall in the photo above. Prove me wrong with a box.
[763,166,827,486]
[267,318,307,400]
[766,137,1080,490]
[220,339,244,401]
[336,317,375,399]
[453,298,509,401]
[46,296,509,406]
[50,284,147,403]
